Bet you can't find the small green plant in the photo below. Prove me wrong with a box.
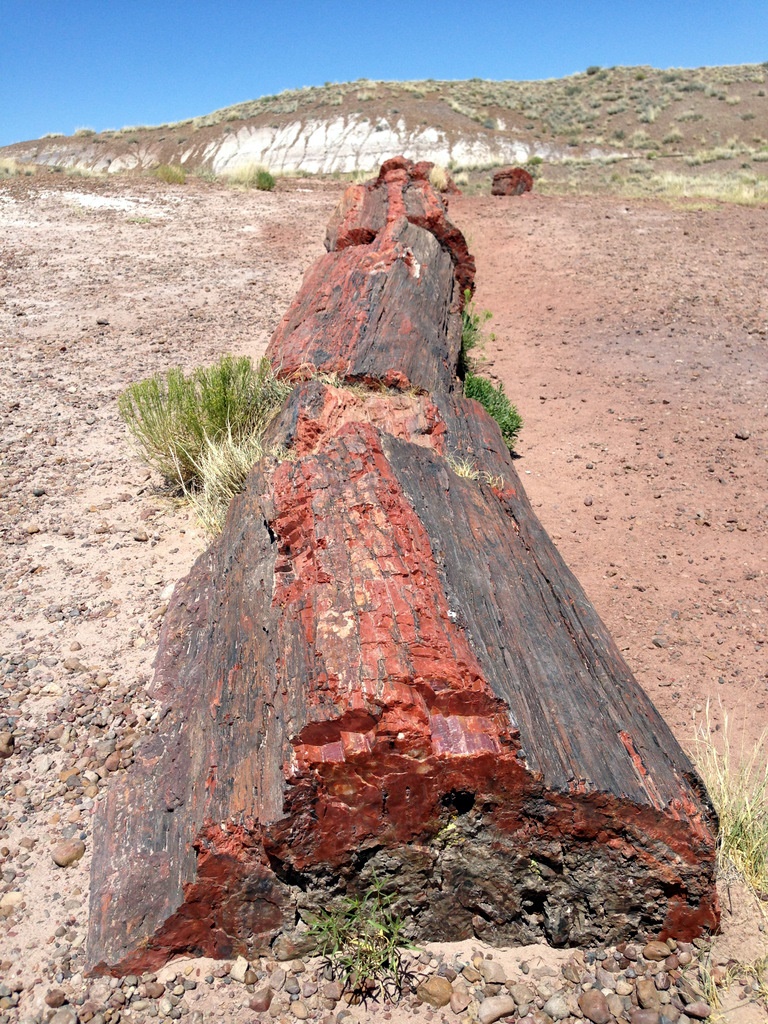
[118,354,291,497]
[694,703,768,894]
[308,880,412,1002]
[460,290,522,451]
[153,163,186,184]
[459,289,492,376]
[464,374,523,451]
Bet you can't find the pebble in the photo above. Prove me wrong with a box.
[578,988,611,1024]
[478,959,507,985]
[478,994,517,1024]
[416,975,453,1008]
[250,987,274,1012]
[0,731,14,758]
[643,940,671,961]
[542,993,571,1020]
[51,839,86,867]
[450,986,472,1014]
[685,1001,713,1020]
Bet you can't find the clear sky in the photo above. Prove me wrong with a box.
[1,0,766,147]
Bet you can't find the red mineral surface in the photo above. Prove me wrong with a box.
[87,157,718,976]
[491,166,534,196]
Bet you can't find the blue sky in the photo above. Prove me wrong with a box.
[1,0,766,147]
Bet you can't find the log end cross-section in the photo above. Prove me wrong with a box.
[87,158,718,976]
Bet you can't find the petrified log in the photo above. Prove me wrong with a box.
[87,156,718,975]
[492,166,534,196]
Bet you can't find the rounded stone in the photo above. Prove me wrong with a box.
[684,1001,713,1020]
[51,839,85,867]
[416,976,453,1008]
[578,988,612,1024]
[478,994,517,1024]
[643,941,671,961]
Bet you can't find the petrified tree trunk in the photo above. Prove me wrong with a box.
[87,157,718,975]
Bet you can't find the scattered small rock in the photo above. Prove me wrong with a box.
[478,993,517,1024]
[416,975,453,1008]
[51,839,86,867]
[578,988,612,1024]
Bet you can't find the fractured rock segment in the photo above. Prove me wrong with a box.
[491,166,534,196]
[324,156,475,299]
[267,217,461,392]
[88,158,718,976]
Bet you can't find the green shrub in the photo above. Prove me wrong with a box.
[154,163,186,184]
[118,355,291,493]
[308,880,411,1002]
[460,290,523,450]
[464,373,523,451]
[459,290,492,376]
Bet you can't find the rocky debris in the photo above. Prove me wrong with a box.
[0,938,737,1023]
[87,157,717,976]
[491,166,534,196]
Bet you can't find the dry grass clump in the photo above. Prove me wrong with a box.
[428,164,449,191]
[0,158,35,177]
[223,163,276,190]
[153,164,186,184]
[694,703,768,894]
[118,355,292,532]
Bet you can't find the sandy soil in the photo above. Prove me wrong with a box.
[0,173,766,1021]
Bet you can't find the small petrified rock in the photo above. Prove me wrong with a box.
[685,1001,713,1020]
[509,982,537,1006]
[491,166,534,196]
[578,988,612,1024]
[0,733,14,759]
[478,994,517,1024]
[249,987,273,1012]
[636,978,661,1010]
[229,955,256,984]
[479,960,507,985]
[450,985,472,1013]
[52,839,85,867]
[542,993,571,1021]
[630,1012,661,1024]
[45,990,67,1008]
[643,940,671,961]
[417,975,453,1008]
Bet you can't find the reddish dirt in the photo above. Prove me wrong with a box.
[1,171,766,1017]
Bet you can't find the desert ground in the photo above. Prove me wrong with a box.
[0,171,766,1022]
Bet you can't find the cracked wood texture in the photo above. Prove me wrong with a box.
[87,157,718,975]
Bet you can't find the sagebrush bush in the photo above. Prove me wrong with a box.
[118,355,292,493]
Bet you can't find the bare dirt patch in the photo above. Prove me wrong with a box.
[1,173,766,1020]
